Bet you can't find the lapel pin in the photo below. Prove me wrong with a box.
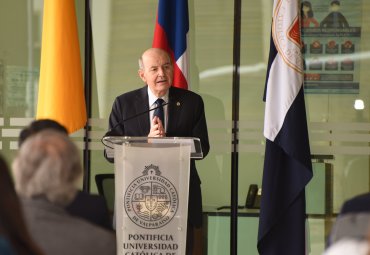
[176,102,181,106]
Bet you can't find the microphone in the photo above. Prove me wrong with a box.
[101,101,171,156]
[104,101,170,138]
[101,98,182,162]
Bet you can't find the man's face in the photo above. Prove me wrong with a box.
[138,49,173,97]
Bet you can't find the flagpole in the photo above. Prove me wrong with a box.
[231,0,242,253]
[83,0,92,192]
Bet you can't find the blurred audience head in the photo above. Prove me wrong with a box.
[13,130,82,206]
[18,119,68,147]
[0,155,44,255]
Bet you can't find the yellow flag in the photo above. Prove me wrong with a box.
[37,0,86,134]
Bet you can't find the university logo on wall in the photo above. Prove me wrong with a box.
[124,164,179,229]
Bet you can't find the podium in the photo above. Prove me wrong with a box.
[103,136,203,255]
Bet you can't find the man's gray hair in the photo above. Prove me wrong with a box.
[12,130,82,206]
[138,57,144,70]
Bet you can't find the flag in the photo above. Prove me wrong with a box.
[257,0,313,254]
[37,0,86,134]
[153,0,189,90]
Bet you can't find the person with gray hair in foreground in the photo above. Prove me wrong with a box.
[12,130,116,255]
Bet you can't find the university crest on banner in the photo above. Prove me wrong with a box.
[258,0,313,254]
[273,0,303,74]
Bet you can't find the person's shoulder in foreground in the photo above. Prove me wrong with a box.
[21,197,116,255]
[0,154,44,255]
[19,119,113,230]
[0,237,15,255]
[12,130,116,255]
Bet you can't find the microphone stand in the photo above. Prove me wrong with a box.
[101,101,170,149]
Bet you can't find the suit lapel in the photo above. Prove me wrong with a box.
[132,86,184,135]
[167,87,182,134]
[134,86,150,135]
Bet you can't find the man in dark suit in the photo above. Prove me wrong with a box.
[106,47,210,254]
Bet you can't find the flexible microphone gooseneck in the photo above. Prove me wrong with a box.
[101,101,170,149]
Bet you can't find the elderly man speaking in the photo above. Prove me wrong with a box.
[106,48,210,254]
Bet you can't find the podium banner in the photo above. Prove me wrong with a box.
[114,143,191,255]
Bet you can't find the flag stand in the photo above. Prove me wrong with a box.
[231,0,242,254]
[83,0,93,192]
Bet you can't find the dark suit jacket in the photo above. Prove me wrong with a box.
[107,85,210,227]
[66,191,112,231]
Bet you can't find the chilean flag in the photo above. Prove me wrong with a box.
[153,0,189,90]
[257,0,313,254]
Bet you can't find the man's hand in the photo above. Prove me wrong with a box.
[148,116,166,137]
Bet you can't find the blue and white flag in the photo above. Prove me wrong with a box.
[257,0,313,254]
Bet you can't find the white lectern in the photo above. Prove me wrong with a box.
[103,137,203,255]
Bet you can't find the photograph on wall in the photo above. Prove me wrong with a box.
[301,0,362,94]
